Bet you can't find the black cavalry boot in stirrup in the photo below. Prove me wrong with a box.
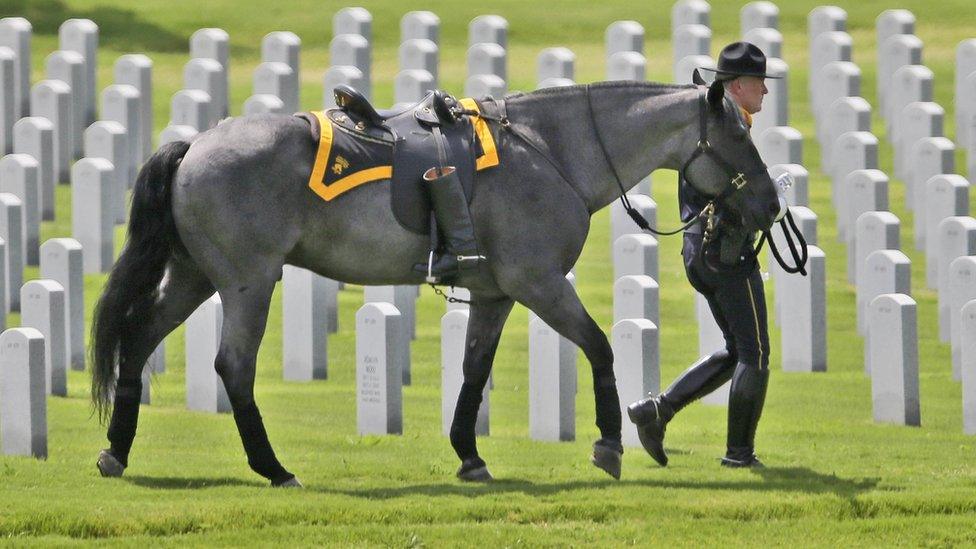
[627,350,736,466]
[722,363,769,468]
[419,166,485,283]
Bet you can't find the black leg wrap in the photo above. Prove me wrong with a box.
[449,382,484,460]
[593,372,622,442]
[106,377,143,467]
[232,401,293,484]
[726,364,770,460]
[661,350,737,414]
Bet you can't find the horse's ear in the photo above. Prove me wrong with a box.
[692,69,706,86]
[707,79,725,108]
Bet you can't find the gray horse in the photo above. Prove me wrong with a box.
[91,79,779,486]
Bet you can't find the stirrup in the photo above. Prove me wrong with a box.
[424,251,486,284]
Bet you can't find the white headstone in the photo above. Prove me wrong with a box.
[925,175,970,289]
[606,21,644,58]
[39,238,83,371]
[673,54,714,84]
[0,18,32,118]
[612,318,659,448]
[742,27,782,59]
[610,195,656,248]
[394,70,434,105]
[467,43,506,81]
[860,251,912,376]
[751,58,788,135]
[961,299,976,433]
[697,292,729,405]
[808,6,846,42]
[30,80,71,182]
[607,51,646,81]
[45,50,85,159]
[613,233,658,282]
[11,117,53,221]
[877,33,922,116]
[100,84,140,185]
[158,124,197,146]
[20,279,66,396]
[464,74,506,99]
[843,170,889,278]
[252,62,297,115]
[190,28,229,75]
[0,238,5,322]
[537,47,575,84]
[809,31,852,97]
[364,285,414,384]
[937,217,976,345]
[950,258,976,381]
[0,48,13,155]
[780,246,826,372]
[322,65,366,109]
[401,11,439,43]
[330,34,371,100]
[756,126,801,166]
[740,1,779,34]
[170,89,211,132]
[445,287,471,312]
[855,213,903,335]
[887,64,932,137]
[528,315,576,441]
[440,310,488,436]
[0,327,47,458]
[70,157,113,273]
[113,54,153,162]
[831,131,878,207]
[282,266,328,382]
[672,0,710,30]
[356,301,402,435]
[0,154,38,265]
[0,193,22,312]
[243,94,285,116]
[184,58,226,127]
[908,136,954,223]
[868,293,919,426]
[57,19,97,127]
[672,24,711,67]
[813,61,860,123]
[895,101,943,180]
[261,32,301,114]
[185,294,231,413]
[83,120,127,223]
[400,39,439,84]
[468,15,507,48]
[820,96,870,172]
[613,275,659,326]
[770,206,817,326]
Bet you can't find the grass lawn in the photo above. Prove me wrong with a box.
[2,0,976,545]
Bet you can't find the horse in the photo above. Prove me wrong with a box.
[90,78,780,486]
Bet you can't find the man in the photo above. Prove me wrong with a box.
[627,42,781,468]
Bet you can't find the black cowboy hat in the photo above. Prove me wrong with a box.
[700,41,782,81]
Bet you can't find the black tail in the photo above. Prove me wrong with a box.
[91,140,192,421]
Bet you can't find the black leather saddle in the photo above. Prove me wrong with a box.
[328,85,481,235]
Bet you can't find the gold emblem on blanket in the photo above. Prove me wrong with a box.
[332,156,350,175]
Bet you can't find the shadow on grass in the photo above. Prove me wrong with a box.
[0,0,186,52]
[123,475,266,490]
[316,466,880,500]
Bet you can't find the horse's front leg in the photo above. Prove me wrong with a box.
[214,280,300,487]
[450,296,514,481]
[514,274,623,479]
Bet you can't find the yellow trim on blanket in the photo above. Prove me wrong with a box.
[458,98,499,170]
[308,110,335,201]
[319,166,393,201]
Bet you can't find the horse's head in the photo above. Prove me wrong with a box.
[680,78,780,233]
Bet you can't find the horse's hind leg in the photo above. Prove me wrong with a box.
[512,275,623,479]
[99,255,215,476]
[450,297,514,481]
[212,278,299,487]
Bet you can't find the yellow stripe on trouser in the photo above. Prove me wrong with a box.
[746,278,763,368]
[458,98,499,170]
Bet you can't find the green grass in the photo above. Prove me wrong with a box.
[3,0,976,545]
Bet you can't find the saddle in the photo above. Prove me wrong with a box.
[298,85,500,235]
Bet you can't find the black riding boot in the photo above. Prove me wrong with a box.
[418,167,484,283]
[627,350,737,466]
[722,363,769,468]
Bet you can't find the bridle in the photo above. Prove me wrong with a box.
[591,88,808,275]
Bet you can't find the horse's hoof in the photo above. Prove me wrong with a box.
[96,449,125,478]
[272,475,304,488]
[457,457,493,482]
[591,439,623,480]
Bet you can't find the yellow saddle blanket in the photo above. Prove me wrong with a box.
[305,98,499,202]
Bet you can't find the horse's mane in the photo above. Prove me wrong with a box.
[503,80,696,104]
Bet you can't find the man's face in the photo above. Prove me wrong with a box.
[727,76,767,114]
